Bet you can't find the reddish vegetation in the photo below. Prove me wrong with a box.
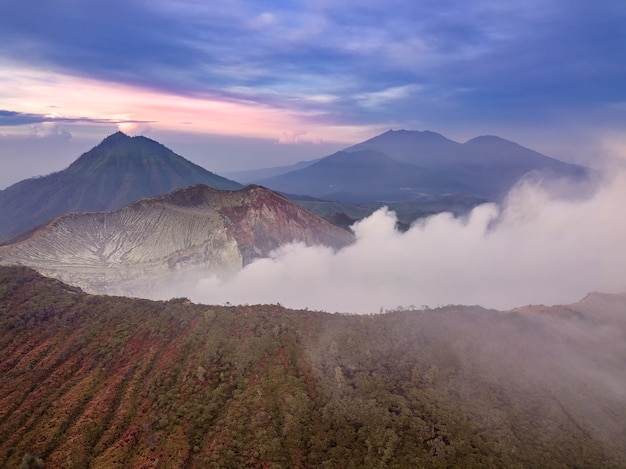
[1,266,625,468]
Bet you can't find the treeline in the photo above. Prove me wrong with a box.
[0,266,624,468]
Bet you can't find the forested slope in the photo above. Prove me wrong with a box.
[1,266,624,468]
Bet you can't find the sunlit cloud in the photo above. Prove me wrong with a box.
[117,121,153,136]
[0,66,366,143]
[356,85,423,109]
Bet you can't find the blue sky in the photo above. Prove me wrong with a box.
[1,0,625,188]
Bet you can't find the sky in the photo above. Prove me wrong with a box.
[1,0,626,189]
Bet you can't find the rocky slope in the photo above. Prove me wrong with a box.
[1,266,625,468]
[0,132,242,241]
[0,185,353,296]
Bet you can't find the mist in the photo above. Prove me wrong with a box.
[167,171,626,313]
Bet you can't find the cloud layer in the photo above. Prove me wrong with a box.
[172,172,626,313]
[1,1,625,138]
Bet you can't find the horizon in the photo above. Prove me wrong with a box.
[0,126,606,191]
[1,1,625,188]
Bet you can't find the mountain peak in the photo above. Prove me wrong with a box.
[99,131,131,145]
[464,135,517,146]
[141,183,280,209]
[344,129,460,160]
[0,133,242,241]
[366,129,452,144]
[258,128,590,203]
[105,130,130,139]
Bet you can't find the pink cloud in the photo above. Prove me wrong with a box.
[0,65,361,144]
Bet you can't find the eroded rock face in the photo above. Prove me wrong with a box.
[215,184,354,264]
[0,185,354,296]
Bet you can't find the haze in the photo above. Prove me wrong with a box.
[2,1,626,189]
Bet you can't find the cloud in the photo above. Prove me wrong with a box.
[249,12,279,29]
[355,85,422,109]
[0,110,51,126]
[277,130,307,144]
[0,110,96,128]
[2,0,624,125]
[170,171,626,313]
[117,121,153,136]
[0,109,152,130]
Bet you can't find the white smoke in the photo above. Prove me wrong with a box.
[183,171,626,313]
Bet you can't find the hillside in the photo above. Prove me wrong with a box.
[0,184,353,297]
[0,132,242,241]
[1,266,625,468]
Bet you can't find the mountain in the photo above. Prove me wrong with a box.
[256,129,591,202]
[1,266,625,467]
[0,132,242,241]
[0,184,353,296]
[349,130,591,197]
[224,158,321,184]
[259,149,470,202]
[346,129,463,168]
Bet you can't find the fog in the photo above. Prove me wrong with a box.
[173,171,626,313]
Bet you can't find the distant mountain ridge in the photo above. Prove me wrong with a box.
[0,129,594,241]
[0,132,242,241]
[256,129,591,202]
[0,184,353,296]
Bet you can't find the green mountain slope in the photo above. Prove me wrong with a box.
[1,266,625,468]
[0,132,241,241]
